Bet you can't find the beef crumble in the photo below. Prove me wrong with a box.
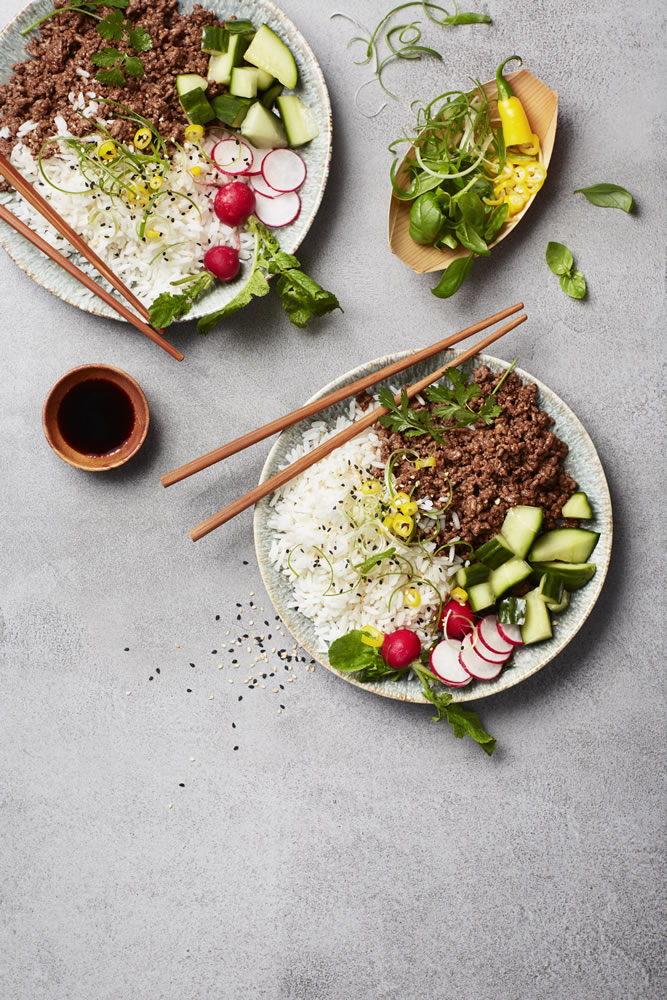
[0,0,223,188]
[375,365,578,547]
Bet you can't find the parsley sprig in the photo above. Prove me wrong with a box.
[378,360,517,443]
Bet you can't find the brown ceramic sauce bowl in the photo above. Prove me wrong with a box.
[42,364,149,472]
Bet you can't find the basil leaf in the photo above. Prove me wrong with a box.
[389,160,443,201]
[455,219,489,255]
[484,202,509,242]
[431,253,474,298]
[456,191,485,231]
[559,269,587,299]
[574,183,633,212]
[91,47,121,68]
[409,191,444,244]
[435,231,458,250]
[546,241,574,275]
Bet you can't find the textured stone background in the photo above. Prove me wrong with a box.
[0,1,665,998]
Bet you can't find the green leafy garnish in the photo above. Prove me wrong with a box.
[413,664,496,754]
[573,183,634,213]
[328,630,401,681]
[354,547,397,575]
[546,242,587,299]
[21,0,129,35]
[378,387,445,442]
[148,273,215,328]
[431,253,474,298]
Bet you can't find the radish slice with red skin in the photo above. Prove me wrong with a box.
[261,148,307,193]
[430,639,472,686]
[242,142,271,175]
[253,190,301,228]
[459,634,507,680]
[250,174,281,199]
[212,139,254,175]
[478,615,515,656]
[497,621,523,647]
[469,629,508,664]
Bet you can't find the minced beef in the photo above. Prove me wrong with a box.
[375,365,578,547]
[0,0,225,188]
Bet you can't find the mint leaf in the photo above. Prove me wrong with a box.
[95,66,126,87]
[127,24,153,53]
[91,47,122,67]
[123,55,144,78]
[96,9,125,41]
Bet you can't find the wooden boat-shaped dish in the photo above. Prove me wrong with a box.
[388,68,558,274]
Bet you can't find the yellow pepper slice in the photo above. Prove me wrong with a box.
[504,189,528,216]
[392,514,414,539]
[404,588,422,608]
[391,491,412,510]
[414,456,436,469]
[133,128,152,150]
[360,625,384,648]
[518,133,540,156]
[451,587,469,604]
[382,513,395,530]
[184,124,205,142]
[361,480,381,495]
[96,140,117,162]
[483,194,506,207]
[149,175,164,190]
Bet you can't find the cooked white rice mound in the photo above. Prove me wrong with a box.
[268,404,464,648]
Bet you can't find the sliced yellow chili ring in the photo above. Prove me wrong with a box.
[451,587,469,604]
[391,491,412,510]
[189,165,202,177]
[360,625,384,648]
[382,514,395,530]
[361,480,381,495]
[483,194,505,207]
[392,514,414,539]
[504,190,528,216]
[96,140,117,162]
[414,456,436,469]
[512,165,528,184]
[495,162,514,184]
[401,501,419,517]
[404,588,422,608]
[149,176,164,190]
[133,128,152,150]
[184,124,205,142]
[518,133,540,155]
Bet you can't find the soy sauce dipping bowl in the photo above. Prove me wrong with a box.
[42,364,149,472]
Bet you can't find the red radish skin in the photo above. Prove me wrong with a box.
[470,629,508,664]
[430,639,472,686]
[497,621,523,646]
[381,629,421,670]
[459,633,507,680]
[261,148,307,193]
[250,174,281,199]
[204,245,240,282]
[477,615,514,656]
[253,190,301,228]
[243,142,270,175]
[212,138,254,175]
[214,183,256,226]
[439,599,475,640]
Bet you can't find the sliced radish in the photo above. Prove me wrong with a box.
[253,190,301,228]
[250,173,281,199]
[470,630,508,664]
[478,615,515,656]
[497,621,523,647]
[212,138,254,175]
[430,639,472,687]
[459,633,507,681]
[243,142,271,175]
[261,148,307,193]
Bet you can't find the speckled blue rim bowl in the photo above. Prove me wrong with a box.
[254,352,613,704]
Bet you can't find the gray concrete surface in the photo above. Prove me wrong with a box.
[1,1,665,997]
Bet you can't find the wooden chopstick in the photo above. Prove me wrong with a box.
[188,312,527,541]
[0,202,184,361]
[0,152,162,326]
[162,301,524,487]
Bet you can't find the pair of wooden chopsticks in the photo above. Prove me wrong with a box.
[0,152,183,361]
[160,302,527,541]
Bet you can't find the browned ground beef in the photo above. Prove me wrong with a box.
[374,365,578,548]
[0,0,224,188]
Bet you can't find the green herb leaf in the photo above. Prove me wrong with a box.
[456,190,485,231]
[127,24,153,53]
[354,548,397,575]
[123,54,144,78]
[456,219,489,255]
[412,664,496,754]
[96,9,125,41]
[91,47,122,68]
[559,269,587,299]
[431,253,474,298]
[328,630,403,683]
[573,182,633,212]
[102,0,130,8]
[409,190,444,244]
[545,241,574,275]
[95,65,127,87]
[198,268,270,335]
[378,387,444,442]
[148,272,214,328]
[484,201,509,242]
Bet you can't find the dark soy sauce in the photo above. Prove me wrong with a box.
[57,378,136,456]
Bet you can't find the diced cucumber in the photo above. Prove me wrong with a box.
[561,491,593,519]
[178,87,216,125]
[501,505,543,558]
[176,73,208,96]
[488,557,532,597]
[545,590,570,614]
[529,528,600,563]
[521,595,553,645]
[475,533,514,569]
[455,562,489,588]
[210,94,252,128]
[208,33,251,86]
[253,66,275,90]
[276,95,319,146]
[537,572,564,605]
[201,25,228,54]
[225,19,255,34]
[230,66,259,98]
[244,24,298,90]
[529,561,597,591]
[498,596,527,625]
[260,81,283,109]
[240,101,287,148]
[467,582,496,613]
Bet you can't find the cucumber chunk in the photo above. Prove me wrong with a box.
[201,25,228,54]
[176,73,208,96]
[475,533,514,569]
[529,528,600,563]
[467,582,496,613]
[455,562,489,588]
[240,101,287,149]
[230,66,259,98]
[208,33,251,86]
[260,81,284,109]
[537,572,564,604]
[561,491,593,519]
[210,94,252,128]
[545,590,570,614]
[178,87,215,125]
[225,19,255,35]
[488,557,532,597]
[501,505,543,558]
[276,95,319,146]
[498,596,527,625]
[521,595,553,645]
[529,561,597,591]
[244,24,298,90]
[253,66,275,90]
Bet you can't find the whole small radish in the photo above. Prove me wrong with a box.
[204,245,240,282]
[214,181,255,226]
[440,599,475,640]
[382,628,421,670]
